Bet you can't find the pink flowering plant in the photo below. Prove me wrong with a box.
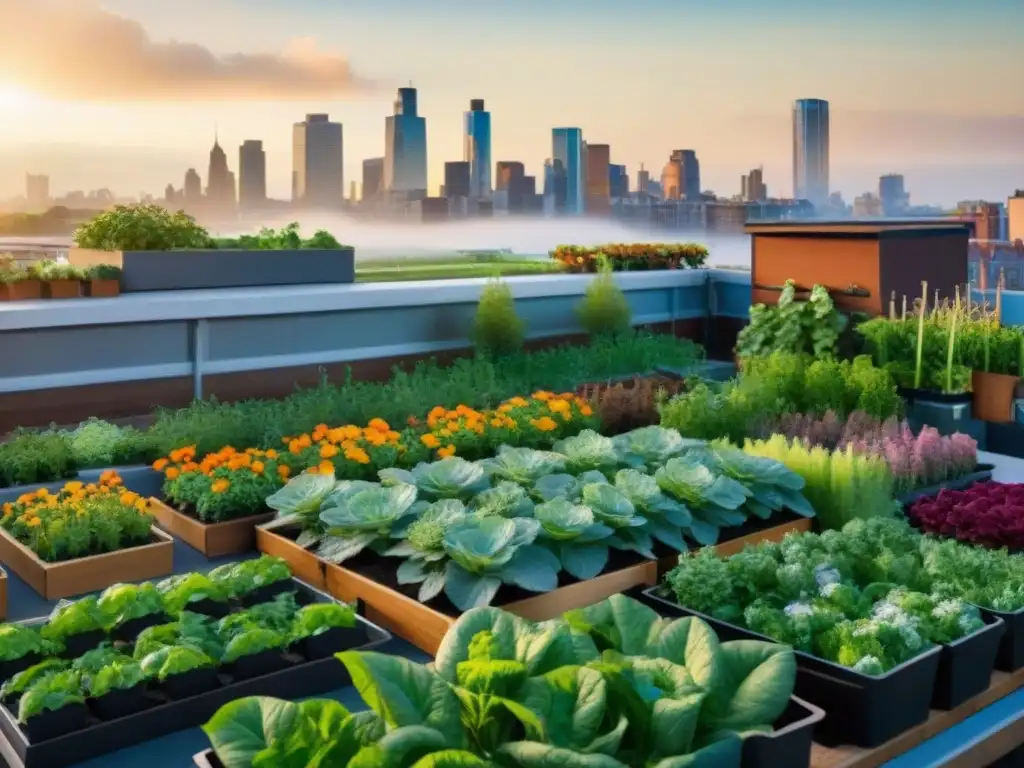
[908,482,1024,551]
[768,411,977,495]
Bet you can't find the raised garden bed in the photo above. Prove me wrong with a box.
[897,463,995,504]
[68,247,356,292]
[0,580,389,768]
[147,499,273,558]
[0,527,173,601]
[0,568,6,620]
[638,586,991,748]
[0,466,163,506]
[255,521,326,590]
[327,548,658,656]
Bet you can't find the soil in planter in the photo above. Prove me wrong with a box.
[89,683,152,721]
[159,667,220,700]
[342,547,651,618]
[294,625,369,661]
[0,653,43,683]
[240,580,298,608]
[225,649,295,681]
[21,702,90,742]
[182,597,232,618]
[112,612,173,642]
[59,630,108,659]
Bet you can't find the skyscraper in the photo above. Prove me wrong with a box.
[741,167,767,202]
[444,161,471,199]
[238,140,267,211]
[362,158,384,201]
[384,87,428,197]
[293,114,344,209]
[464,99,492,201]
[544,158,568,213]
[878,174,908,216]
[184,169,202,203]
[25,174,49,212]
[609,165,628,200]
[584,143,611,213]
[552,128,584,214]
[661,150,700,201]
[792,98,830,206]
[207,136,236,211]
[637,165,650,197]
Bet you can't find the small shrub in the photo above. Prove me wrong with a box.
[471,278,525,357]
[73,204,211,251]
[576,260,632,337]
[0,433,76,489]
[581,377,684,433]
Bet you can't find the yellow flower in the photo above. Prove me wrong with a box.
[369,418,390,432]
[35,488,49,498]
[134,499,149,513]
[490,418,505,428]
[421,434,441,449]
[211,479,231,494]
[1,502,12,517]
[120,491,140,506]
[438,445,456,458]
[64,481,84,493]
[446,420,462,432]
[530,416,559,432]
[548,399,570,414]
[532,391,553,401]
[27,517,42,527]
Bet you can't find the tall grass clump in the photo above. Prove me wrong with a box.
[471,277,525,357]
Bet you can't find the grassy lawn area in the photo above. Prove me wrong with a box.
[355,255,565,282]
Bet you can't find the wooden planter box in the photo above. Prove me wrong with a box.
[255,522,326,589]
[83,279,120,298]
[326,556,658,656]
[41,279,80,299]
[972,371,1019,423]
[69,247,355,292]
[0,280,42,301]
[656,516,814,577]
[148,499,274,558]
[0,527,172,600]
[0,568,6,620]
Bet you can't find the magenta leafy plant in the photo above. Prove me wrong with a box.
[768,410,977,494]
[908,482,1024,550]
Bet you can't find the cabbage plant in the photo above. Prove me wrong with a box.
[552,429,618,474]
[655,455,752,543]
[468,481,534,518]
[580,482,655,558]
[614,468,693,553]
[265,472,345,547]
[441,516,559,611]
[379,457,489,500]
[479,446,567,486]
[316,483,420,564]
[533,498,615,580]
[385,499,469,602]
[612,425,705,470]
[707,446,815,519]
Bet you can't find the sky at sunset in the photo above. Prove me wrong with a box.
[0,0,1022,204]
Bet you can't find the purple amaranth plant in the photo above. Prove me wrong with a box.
[766,410,978,494]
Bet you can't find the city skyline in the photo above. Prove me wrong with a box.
[0,0,1022,204]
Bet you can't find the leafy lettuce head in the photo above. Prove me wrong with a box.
[443,516,541,574]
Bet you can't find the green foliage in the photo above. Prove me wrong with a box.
[1,659,68,701]
[736,281,847,359]
[86,264,123,280]
[0,624,50,662]
[26,259,85,281]
[208,556,292,598]
[0,431,75,489]
[97,582,165,626]
[471,278,525,357]
[290,603,357,641]
[17,669,85,722]
[89,659,146,698]
[157,573,230,615]
[140,645,217,681]
[213,222,345,250]
[65,418,125,468]
[72,204,211,251]
[576,260,632,337]
[40,597,106,644]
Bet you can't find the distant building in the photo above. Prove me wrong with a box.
[207,137,236,211]
[495,162,533,212]
[164,184,177,204]
[184,169,202,203]
[609,164,628,200]
[551,128,584,214]
[362,158,384,202]
[543,158,568,214]
[636,166,650,196]
[583,143,611,214]
[464,99,492,200]
[741,168,767,202]
[238,140,267,211]
[954,201,1004,241]
[385,88,428,197]
[878,174,908,216]
[444,161,471,199]
[662,150,700,201]
[793,98,830,206]
[25,174,50,213]
[1008,191,1024,244]
[853,192,884,217]
[293,114,343,209]
[495,161,524,191]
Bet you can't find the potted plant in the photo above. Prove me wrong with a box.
[27,260,83,299]
[220,627,291,680]
[88,659,148,720]
[16,668,89,742]
[157,573,231,618]
[83,264,122,297]
[208,556,295,607]
[97,582,171,641]
[0,259,42,301]
[40,597,108,658]
[0,625,51,682]
[288,603,362,660]
[0,659,67,712]
[139,644,219,699]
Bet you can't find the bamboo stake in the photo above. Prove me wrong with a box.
[901,295,907,321]
[915,282,928,390]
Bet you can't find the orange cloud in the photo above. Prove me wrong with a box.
[0,0,366,101]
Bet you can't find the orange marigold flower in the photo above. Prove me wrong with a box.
[120,491,140,506]
[277,465,291,479]
[152,458,169,471]
[211,479,231,494]
[530,416,559,432]
[288,439,304,454]
[251,461,266,474]
[317,460,335,476]
[265,449,278,459]
[490,418,505,428]
[548,399,570,414]
[165,467,181,480]
[182,461,199,473]
[421,433,441,449]
[134,499,149,513]
[344,447,371,465]
[320,444,340,459]
[532,391,553,401]
[445,420,462,432]
[35,488,49,498]
[369,418,390,432]
[438,444,456,458]
[580,404,594,417]
[28,517,42,528]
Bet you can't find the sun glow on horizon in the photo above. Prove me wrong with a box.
[0,84,40,108]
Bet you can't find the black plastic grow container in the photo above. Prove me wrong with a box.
[932,614,1005,710]
[980,605,1024,672]
[638,586,942,748]
[742,696,824,768]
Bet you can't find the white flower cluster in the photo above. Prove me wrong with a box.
[852,655,884,675]
[813,563,841,588]
[784,601,814,618]
[859,602,925,651]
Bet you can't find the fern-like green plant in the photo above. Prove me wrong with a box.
[576,258,632,337]
[471,277,525,356]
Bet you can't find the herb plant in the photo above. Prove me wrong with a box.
[575,258,632,337]
[736,280,848,359]
[471,277,524,357]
